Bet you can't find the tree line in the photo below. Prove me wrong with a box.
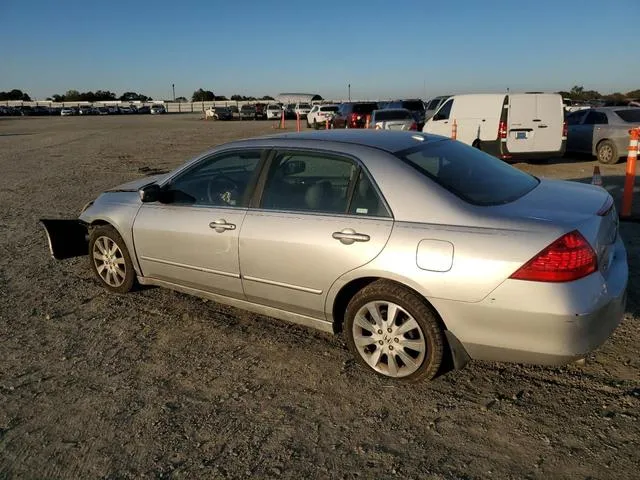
[558,85,640,102]
[190,88,274,102]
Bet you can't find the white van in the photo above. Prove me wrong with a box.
[422,93,566,161]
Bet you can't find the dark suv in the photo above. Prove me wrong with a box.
[332,102,378,128]
[385,99,426,128]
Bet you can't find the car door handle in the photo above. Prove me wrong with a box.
[537,125,548,129]
[209,219,236,232]
[332,228,370,245]
[532,119,542,122]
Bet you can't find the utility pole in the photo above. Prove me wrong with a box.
[172,84,175,102]
[348,84,351,102]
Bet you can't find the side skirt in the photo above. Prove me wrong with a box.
[138,276,334,334]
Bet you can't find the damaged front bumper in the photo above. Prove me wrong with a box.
[40,219,89,260]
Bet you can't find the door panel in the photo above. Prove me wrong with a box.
[239,211,393,318]
[533,94,563,152]
[423,99,453,136]
[506,94,537,153]
[134,205,247,297]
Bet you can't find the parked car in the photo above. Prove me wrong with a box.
[60,108,75,116]
[566,107,640,164]
[265,104,282,120]
[423,93,566,161]
[331,102,378,129]
[294,103,312,117]
[424,96,451,121]
[369,108,418,130]
[119,106,134,114]
[136,106,151,114]
[385,99,427,128]
[214,107,234,120]
[78,105,96,115]
[41,130,627,382]
[97,107,110,115]
[284,104,297,119]
[239,104,256,120]
[150,105,166,115]
[563,98,591,114]
[254,103,267,120]
[306,104,339,128]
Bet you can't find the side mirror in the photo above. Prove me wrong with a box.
[138,183,161,202]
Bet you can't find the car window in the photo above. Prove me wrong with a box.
[402,100,425,112]
[566,111,586,125]
[352,103,378,114]
[615,109,640,123]
[584,111,608,125]
[427,99,441,110]
[261,152,357,214]
[348,171,390,217]
[373,109,413,121]
[397,140,539,206]
[167,150,263,207]
[433,99,452,121]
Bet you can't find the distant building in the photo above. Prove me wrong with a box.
[275,93,323,104]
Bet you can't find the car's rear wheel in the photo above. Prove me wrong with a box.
[313,119,318,130]
[89,225,135,294]
[344,280,444,382]
[597,140,619,164]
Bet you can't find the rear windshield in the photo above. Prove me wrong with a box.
[396,141,539,206]
[615,109,640,123]
[298,103,311,109]
[353,103,378,114]
[320,106,339,112]
[402,100,425,112]
[375,109,413,121]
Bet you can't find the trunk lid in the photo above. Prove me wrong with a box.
[493,178,618,275]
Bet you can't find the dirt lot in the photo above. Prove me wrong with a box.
[1,115,638,480]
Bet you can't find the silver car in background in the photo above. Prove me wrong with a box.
[369,108,417,130]
[41,131,627,382]
[566,107,640,164]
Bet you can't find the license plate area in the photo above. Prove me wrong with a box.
[516,131,527,139]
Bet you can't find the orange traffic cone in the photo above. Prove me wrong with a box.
[591,165,603,186]
[451,119,458,140]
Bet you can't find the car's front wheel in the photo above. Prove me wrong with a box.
[89,225,135,293]
[344,280,444,382]
[597,140,619,164]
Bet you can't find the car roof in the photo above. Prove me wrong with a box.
[229,130,445,153]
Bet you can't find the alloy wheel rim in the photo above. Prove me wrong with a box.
[600,145,612,161]
[92,236,126,287]
[352,301,426,378]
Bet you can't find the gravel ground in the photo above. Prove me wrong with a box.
[0,115,638,480]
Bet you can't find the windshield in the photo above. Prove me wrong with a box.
[396,140,539,206]
[353,103,378,114]
[298,104,311,109]
[615,109,640,123]
[402,100,425,112]
[375,110,413,121]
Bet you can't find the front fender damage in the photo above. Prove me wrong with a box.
[40,219,89,260]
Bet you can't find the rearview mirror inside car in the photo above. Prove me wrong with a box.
[282,160,306,176]
[138,183,161,202]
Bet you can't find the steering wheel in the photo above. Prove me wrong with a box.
[207,175,239,205]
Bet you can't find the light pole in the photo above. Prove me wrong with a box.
[348,84,351,102]
[172,84,175,102]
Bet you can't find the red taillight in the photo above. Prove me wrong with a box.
[509,230,597,282]
[498,121,507,139]
[562,120,568,138]
[409,122,417,131]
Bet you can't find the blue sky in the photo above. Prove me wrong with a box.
[2,0,638,101]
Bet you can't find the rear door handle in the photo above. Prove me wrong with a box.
[532,119,542,122]
[209,219,236,233]
[332,228,370,245]
[537,125,548,129]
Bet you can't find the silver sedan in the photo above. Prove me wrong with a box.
[566,107,640,164]
[369,108,417,131]
[42,131,627,382]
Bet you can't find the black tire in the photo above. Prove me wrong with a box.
[597,140,619,164]
[88,225,136,294]
[313,119,318,130]
[344,280,445,382]
[472,140,482,150]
